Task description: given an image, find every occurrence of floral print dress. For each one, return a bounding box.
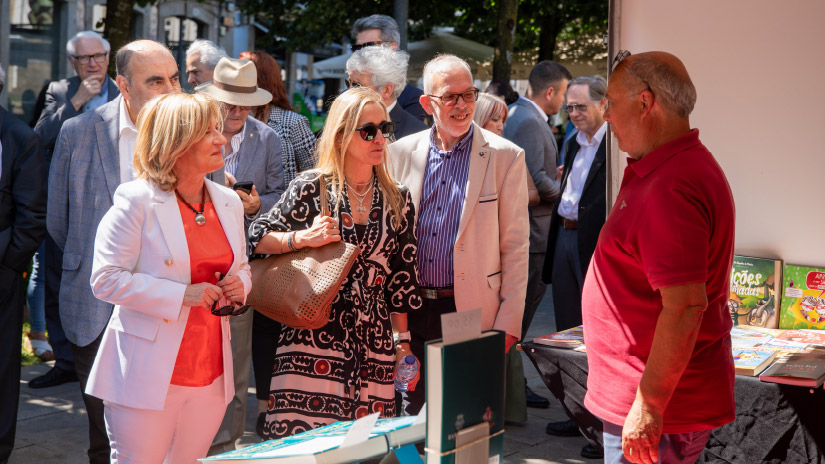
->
[248,172,421,438]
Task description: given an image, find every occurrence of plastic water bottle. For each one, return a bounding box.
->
[394,355,419,392]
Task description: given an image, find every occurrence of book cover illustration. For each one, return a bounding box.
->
[732,348,777,376]
[730,327,775,343]
[774,329,825,345]
[759,352,825,387]
[728,256,782,328]
[779,264,825,329]
[533,325,584,348]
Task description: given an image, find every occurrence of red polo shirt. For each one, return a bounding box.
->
[582,129,736,433]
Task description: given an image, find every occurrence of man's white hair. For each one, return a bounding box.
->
[422,54,472,94]
[346,46,409,101]
[66,31,111,56]
[185,39,228,70]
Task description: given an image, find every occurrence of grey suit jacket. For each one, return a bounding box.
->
[389,102,428,141]
[503,97,560,253]
[48,96,224,346]
[34,76,120,153]
[232,117,285,230]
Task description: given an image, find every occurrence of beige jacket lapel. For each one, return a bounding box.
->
[405,134,430,208]
[455,124,492,241]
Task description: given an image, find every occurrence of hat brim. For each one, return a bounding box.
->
[197,83,273,107]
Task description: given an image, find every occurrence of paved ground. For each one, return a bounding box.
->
[11,287,598,463]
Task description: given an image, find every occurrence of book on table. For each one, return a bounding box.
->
[728,255,783,328]
[426,330,505,464]
[199,416,424,463]
[778,264,825,330]
[732,348,777,376]
[532,325,584,349]
[759,352,825,387]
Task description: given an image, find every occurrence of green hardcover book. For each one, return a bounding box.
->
[425,330,504,464]
[728,255,782,328]
[779,264,825,330]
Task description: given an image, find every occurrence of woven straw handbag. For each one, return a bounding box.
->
[246,176,360,329]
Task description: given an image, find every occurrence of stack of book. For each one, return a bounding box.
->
[759,352,825,387]
[532,325,584,350]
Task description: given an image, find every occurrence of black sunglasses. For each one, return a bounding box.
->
[211,300,250,317]
[350,41,390,52]
[354,121,394,141]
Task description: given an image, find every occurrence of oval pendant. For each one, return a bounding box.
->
[194,213,207,226]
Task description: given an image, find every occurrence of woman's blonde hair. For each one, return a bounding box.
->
[314,87,403,228]
[474,93,508,129]
[133,92,223,191]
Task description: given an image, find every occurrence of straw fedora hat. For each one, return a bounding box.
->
[197,57,272,107]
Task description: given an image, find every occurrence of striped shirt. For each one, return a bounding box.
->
[222,123,248,176]
[417,125,474,287]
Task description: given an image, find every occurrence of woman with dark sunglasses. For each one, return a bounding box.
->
[85,93,251,462]
[248,87,422,438]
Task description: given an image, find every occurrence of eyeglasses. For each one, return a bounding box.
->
[350,41,391,52]
[354,121,394,141]
[346,79,364,88]
[224,103,252,112]
[563,103,590,114]
[610,49,653,94]
[211,300,251,317]
[71,53,107,65]
[426,88,479,107]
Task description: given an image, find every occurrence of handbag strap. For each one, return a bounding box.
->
[319,174,330,217]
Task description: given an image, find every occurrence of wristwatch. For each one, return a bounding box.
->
[393,331,411,345]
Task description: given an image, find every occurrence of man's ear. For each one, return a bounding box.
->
[115,75,130,100]
[419,94,435,115]
[639,90,655,117]
[544,86,556,102]
[382,83,394,103]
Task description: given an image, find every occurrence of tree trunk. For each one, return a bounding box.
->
[492,0,518,82]
[538,14,562,61]
[103,0,135,76]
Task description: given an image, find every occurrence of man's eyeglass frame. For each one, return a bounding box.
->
[426,88,479,107]
[350,41,392,52]
[71,53,108,65]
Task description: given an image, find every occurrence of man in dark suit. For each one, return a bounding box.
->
[346,46,427,140]
[351,14,428,122]
[29,30,120,391]
[502,60,570,420]
[542,75,607,459]
[197,57,284,455]
[0,64,48,463]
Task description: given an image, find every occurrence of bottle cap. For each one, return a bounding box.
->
[404,355,415,364]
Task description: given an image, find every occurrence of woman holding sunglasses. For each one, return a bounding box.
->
[86,92,251,462]
[249,87,421,438]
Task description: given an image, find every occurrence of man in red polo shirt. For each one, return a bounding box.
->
[582,51,736,464]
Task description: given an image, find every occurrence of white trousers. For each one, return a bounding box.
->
[104,375,226,464]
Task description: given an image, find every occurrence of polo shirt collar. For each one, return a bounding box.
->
[628,129,701,178]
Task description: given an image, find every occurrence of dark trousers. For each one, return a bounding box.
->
[0,267,25,463]
[551,227,585,332]
[251,310,282,401]
[71,334,110,464]
[402,296,457,416]
[44,234,74,372]
[522,252,548,340]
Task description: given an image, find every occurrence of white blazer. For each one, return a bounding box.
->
[86,178,252,411]
[389,123,530,339]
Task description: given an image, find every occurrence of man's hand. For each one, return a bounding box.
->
[70,75,105,111]
[556,165,564,182]
[622,396,663,464]
[225,171,237,188]
[504,334,518,355]
[236,185,261,216]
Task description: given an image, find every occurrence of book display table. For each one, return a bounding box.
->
[523,341,825,463]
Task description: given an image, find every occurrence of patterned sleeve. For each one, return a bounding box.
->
[289,113,317,174]
[385,188,422,314]
[247,173,321,257]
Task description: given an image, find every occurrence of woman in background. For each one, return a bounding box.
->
[249,87,421,438]
[87,92,251,462]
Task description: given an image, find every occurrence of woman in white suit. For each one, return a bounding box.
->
[87,92,251,463]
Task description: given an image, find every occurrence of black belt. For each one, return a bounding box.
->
[420,286,455,299]
[561,218,578,230]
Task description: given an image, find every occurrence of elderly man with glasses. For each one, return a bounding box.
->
[351,14,427,122]
[197,56,284,455]
[389,54,529,416]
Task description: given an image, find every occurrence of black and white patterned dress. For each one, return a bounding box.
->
[248,172,422,438]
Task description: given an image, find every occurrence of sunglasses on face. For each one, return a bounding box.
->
[350,41,390,52]
[426,88,479,107]
[563,103,590,113]
[346,79,365,89]
[354,121,394,141]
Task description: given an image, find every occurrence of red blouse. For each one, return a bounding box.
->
[170,200,233,387]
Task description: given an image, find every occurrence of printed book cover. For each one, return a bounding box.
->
[774,330,825,345]
[730,327,775,343]
[425,331,505,464]
[200,416,424,463]
[732,348,777,376]
[533,325,584,348]
[759,352,825,387]
[728,255,782,328]
[779,264,825,329]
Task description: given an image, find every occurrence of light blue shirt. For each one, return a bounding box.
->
[82,78,109,113]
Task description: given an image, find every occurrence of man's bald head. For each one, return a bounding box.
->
[614,51,696,118]
[116,40,175,83]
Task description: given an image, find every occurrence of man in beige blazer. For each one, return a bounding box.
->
[389,54,529,415]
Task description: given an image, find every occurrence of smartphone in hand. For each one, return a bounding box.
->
[233,181,253,195]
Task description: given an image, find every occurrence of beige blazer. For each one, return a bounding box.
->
[389,123,529,338]
[86,179,251,411]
